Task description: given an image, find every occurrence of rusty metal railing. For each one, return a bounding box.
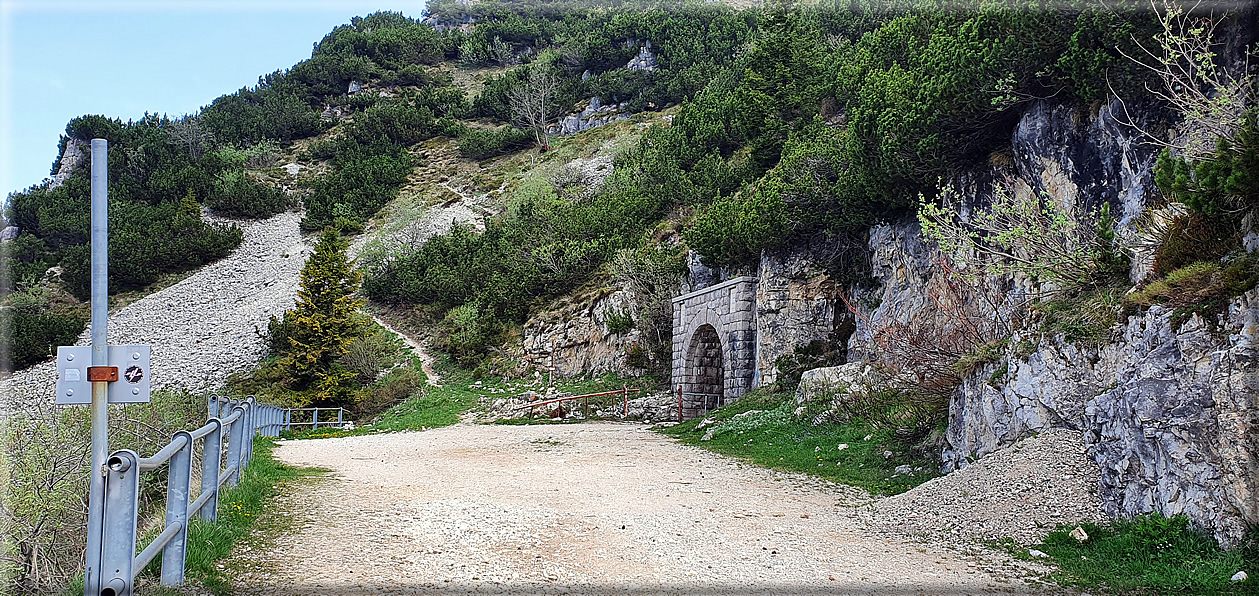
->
[526,385,641,418]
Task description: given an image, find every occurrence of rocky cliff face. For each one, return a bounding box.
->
[518,285,641,378]
[945,294,1259,546]
[849,97,1258,546]
[516,90,1257,548]
[754,251,847,386]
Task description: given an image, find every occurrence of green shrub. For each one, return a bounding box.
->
[0,305,87,372]
[355,366,427,420]
[772,340,844,391]
[206,170,292,218]
[1037,286,1124,345]
[1152,211,1239,276]
[604,309,635,335]
[1155,111,1259,218]
[0,391,206,594]
[1124,256,1259,326]
[436,302,506,365]
[337,331,401,385]
[457,126,533,159]
[302,140,413,231]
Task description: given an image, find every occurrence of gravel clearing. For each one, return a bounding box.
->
[229,423,1061,595]
[860,429,1107,546]
[0,210,309,419]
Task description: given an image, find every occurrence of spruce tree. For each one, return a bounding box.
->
[280,228,365,400]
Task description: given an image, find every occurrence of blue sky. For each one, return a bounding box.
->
[1,0,426,198]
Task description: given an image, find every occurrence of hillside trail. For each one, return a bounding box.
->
[366,312,441,386]
[229,423,1055,595]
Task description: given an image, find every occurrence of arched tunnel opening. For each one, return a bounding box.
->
[683,324,724,419]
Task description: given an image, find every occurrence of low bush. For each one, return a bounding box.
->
[1155,110,1259,218]
[302,141,413,231]
[353,366,427,420]
[0,391,207,594]
[58,193,243,299]
[1152,211,1238,277]
[772,340,844,391]
[337,330,402,385]
[456,126,534,159]
[1124,256,1259,327]
[206,170,292,218]
[603,308,634,335]
[1036,286,1124,345]
[0,284,87,371]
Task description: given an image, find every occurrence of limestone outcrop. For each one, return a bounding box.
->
[944,296,1259,546]
[846,96,1258,546]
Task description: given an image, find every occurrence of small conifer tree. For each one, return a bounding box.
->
[280,228,366,401]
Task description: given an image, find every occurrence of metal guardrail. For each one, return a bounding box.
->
[93,396,288,595]
[209,398,352,435]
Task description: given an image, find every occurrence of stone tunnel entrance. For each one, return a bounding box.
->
[682,324,724,418]
[671,276,758,420]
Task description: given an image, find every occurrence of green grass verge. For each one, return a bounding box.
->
[281,367,660,437]
[139,437,322,595]
[55,438,320,596]
[659,389,939,496]
[1035,514,1258,594]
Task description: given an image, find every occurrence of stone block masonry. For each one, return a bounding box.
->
[671,277,758,419]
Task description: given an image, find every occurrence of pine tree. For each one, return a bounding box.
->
[280,228,366,400]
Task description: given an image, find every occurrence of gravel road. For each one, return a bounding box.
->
[230,423,1057,595]
[0,210,309,419]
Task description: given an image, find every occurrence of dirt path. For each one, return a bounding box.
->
[232,423,1051,595]
[367,312,441,386]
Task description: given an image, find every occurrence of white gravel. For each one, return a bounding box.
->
[228,423,1060,595]
[0,210,310,419]
[860,429,1107,546]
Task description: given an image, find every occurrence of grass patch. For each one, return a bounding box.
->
[659,389,939,495]
[125,437,322,595]
[275,356,661,438]
[1036,514,1258,594]
[1125,256,1259,328]
[1036,285,1124,345]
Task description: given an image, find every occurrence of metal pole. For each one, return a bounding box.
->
[85,138,109,596]
[226,407,245,487]
[200,420,222,522]
[161,432,193,586]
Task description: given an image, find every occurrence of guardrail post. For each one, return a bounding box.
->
[226,406,246,487]
[241,398,255,469]
[99,450,138,596]
[160,432,193,586]
[200,420,222,522]
[337,408,343,427]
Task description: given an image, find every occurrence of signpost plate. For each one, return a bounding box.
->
[56,345,151,404]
